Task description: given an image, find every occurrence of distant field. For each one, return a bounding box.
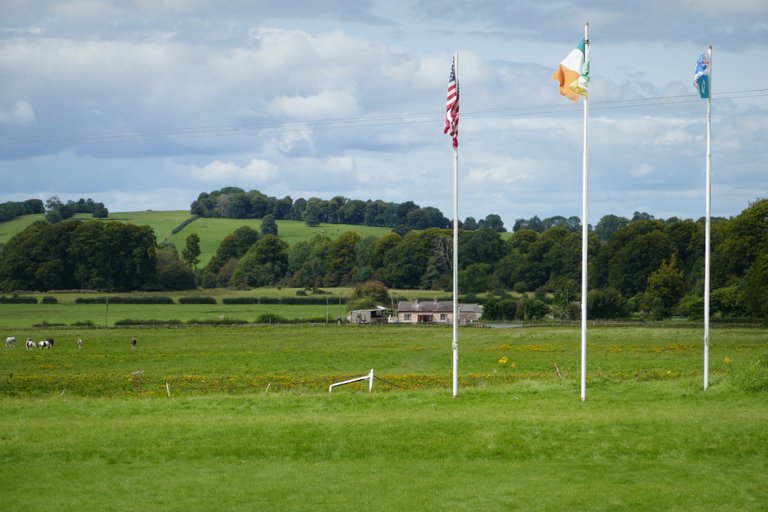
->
[0,288,456,328]
[0,211,395,266]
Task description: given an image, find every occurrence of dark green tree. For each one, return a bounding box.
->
[236,234,289,287]
[182,233,201,268]
[260,214,278,236]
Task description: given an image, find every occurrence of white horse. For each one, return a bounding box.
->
[5,336,15,348]
[37,338,54,349]
[26,338,36,349]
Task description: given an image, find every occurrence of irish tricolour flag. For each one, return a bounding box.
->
[552,38,589,101]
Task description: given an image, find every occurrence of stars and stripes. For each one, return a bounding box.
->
[444,55,459,148]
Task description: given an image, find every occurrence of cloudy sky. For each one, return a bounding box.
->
[1,1,766,228]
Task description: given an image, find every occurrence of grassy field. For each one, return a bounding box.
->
[0,211,395,265]
[0,324,766,510]
[0,288,459,328]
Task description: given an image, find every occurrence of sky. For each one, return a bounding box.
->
[1,1,767,228]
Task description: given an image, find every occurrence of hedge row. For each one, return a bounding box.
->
[113,317,327,326]
[178,296,217,304]
[171,215,199,234]
[222,296,348,305]
[0,296,38,304]
[75,296,174,304]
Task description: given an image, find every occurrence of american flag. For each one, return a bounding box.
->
[444,55,459,148]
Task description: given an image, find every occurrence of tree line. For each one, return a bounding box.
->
[190,187,506,233]
[1,198,766,321]
[0,197,108,224]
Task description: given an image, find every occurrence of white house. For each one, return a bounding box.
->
[396,299,483,325]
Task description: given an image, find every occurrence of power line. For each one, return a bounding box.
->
[2,88,766,151]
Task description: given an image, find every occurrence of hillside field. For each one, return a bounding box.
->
[0,324,766,510]
[0,211,396,265]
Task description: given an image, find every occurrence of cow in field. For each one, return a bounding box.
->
[37,337,54,349]
[5,336,15,348]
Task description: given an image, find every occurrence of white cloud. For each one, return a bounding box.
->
[269,88,360,120]
[0,100,36,123]
[189,159,279,185]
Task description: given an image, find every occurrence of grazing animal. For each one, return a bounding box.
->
[77,338,83,349]
[5,336,15,348]
[26,338,36,349]
[38,338,54,349]
[131,338,137,349]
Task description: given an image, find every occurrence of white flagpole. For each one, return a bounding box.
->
[452,52,460,398]
[580,23,590,402]
[704,45,712,390]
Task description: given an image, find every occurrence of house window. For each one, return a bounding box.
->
[404,313,411,321]
[440,314,447,321]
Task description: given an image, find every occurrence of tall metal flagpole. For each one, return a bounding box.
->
[704,45,712,391]
[452,53,460,398]
[580,23,590,402]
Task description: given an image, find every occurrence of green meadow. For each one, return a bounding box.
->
[0,211,395,265]
[0,324,766,510]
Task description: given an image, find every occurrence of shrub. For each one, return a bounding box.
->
[255,313,288,324]
[75,296,174,304]
[0,295,37,304]
[41,296,59,304]
[222,297,260,304]
[114,318,182,326]
[734,354,768,392]
[178,296,217,304]
[187,318,247,325]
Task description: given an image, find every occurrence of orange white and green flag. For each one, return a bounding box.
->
[552,38,589,101]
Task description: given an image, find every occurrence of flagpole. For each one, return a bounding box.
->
[452,52,460,398]
[580,22,590,402]
[704,45,712,390]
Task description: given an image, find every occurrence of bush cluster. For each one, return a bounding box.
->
[221,296,347,305]
[178,296,217,304]
[0,295,38,304]
[75,296,174,304]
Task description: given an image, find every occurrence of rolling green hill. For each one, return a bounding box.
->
[0,210,395,267]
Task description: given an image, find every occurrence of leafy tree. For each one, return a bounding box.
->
[587,288,627,319]
[711,284,747,318]
[459,263,493,293]
[260,214,278,236]
[642,254,685,317]
[478,213,506,232]
[347,280,390,310]
[326,231,361,286]
[552,277,579,320]
[744,253,768,319]
[595,214,629,241]
[235,234,289,287]
[182,233,201,268]
[156,245,196,290]
[303,201,321,227]
[460,228,507,269]
[599,221,672,295]
[205,226,259,274]
[463,216,478,230]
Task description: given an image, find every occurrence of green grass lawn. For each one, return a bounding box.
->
[0,325,766,510]
[0,382,766,510]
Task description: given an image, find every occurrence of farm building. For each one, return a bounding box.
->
[348,306,390,324]
[396,299,483,325]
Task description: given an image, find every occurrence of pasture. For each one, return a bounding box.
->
[0,324,766,510]
[0,210,396,265]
